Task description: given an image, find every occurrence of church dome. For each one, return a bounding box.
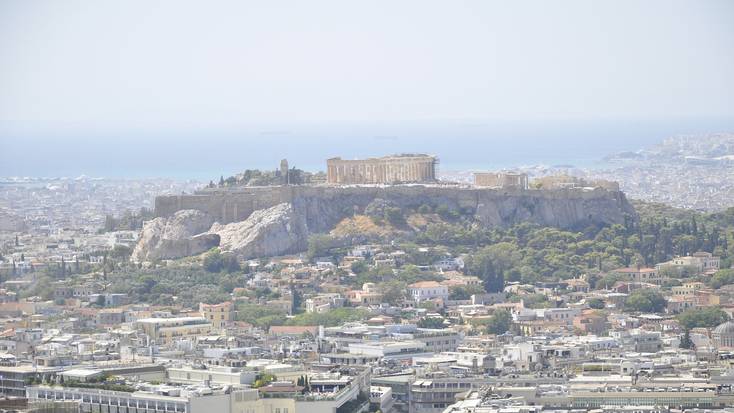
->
[714,321,734,335]
[713,321,734,349]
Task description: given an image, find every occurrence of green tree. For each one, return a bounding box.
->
[625,289,667,313]
[417,317,445,329]
[709,269,734,289]
[677,307,730,329]
[448,284,485,300]
[384,207,406,226]
[377,280,406,305]
[203,249,224,272]
[95,295,106,307]
[253,373,276,388]
[307,234,334,260]
[680,329,695,349]
[350,260,368,274]
[467,243,520,293]
[236,303,288,328]
[285,307,369,327]
[587,298,605,309]
[486,309,512,335]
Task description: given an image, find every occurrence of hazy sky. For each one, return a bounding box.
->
[1,1,733,178]
[1,0,733,127]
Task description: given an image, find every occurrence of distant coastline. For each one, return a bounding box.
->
[1,117,733,180]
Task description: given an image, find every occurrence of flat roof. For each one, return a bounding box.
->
[61,368,103,377]
[136,317,208,324]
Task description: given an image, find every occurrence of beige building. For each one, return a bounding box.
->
[326,154,436,185]
[346,283,383,306]
[658,251,721,275]
[474,172,528,190]
[671,281,705,297]
[200,301,235,329]
[611,267,664,285]
[135,317,213,344]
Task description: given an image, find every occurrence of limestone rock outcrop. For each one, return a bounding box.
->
[156,185,637,233]
[131,209,218,262]
[142,185,637,261]
[209,203,307,260]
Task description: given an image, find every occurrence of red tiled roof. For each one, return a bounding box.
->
[409,281,442,288]
[612,267,656,273]
[268,325,318,336]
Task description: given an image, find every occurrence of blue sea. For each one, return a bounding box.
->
[1,117,733,180]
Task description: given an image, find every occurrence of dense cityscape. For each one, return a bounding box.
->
[3,1,734,412]
[1,144,734,413]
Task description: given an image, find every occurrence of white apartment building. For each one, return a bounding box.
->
[408,281,449,302]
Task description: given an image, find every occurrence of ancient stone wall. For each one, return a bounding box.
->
[474,172,529,190]
[155,187,293,223]
[533,175,620,191]
[155,185,636,231]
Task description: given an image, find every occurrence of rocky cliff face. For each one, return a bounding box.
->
[138,186,637,262]
[131,209,219,262]
[209,203,307,260]
[132,203,308,262]
[291,186,636,233]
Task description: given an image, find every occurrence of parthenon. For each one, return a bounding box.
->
[327,154,437,185]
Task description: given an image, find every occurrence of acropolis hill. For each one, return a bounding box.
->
[135,155,636,261]
[154,184,635,232]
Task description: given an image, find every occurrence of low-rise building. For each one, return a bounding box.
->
[305,293,345,313]
[200,302,235,329]
[408,281,449,303]
[134,317,212,345]
[611,267,664,285]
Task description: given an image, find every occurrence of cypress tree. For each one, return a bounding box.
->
[680,329,694,349]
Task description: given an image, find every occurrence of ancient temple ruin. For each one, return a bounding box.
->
[326,154,437,185]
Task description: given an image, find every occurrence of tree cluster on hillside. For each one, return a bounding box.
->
[102,208,154,232]
[709,269,734,289]
[210,168,325,188]
[677,307,730,329]
[429,203,734,289]
[106,265,244,308]
[202,249,241,273]
[624,289,667,313]
[61,200,734,318]
[486,309,513,335]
